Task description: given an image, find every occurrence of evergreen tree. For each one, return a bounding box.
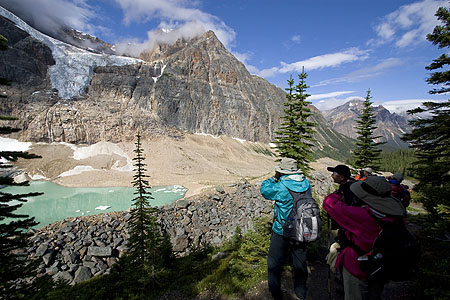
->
[0,34,43,298]
[127,133,171,289]
[274,68,316,175]
[425,6,450,95]
[351,89,385,172]
[0,35,10,87]
[402,5,450,217]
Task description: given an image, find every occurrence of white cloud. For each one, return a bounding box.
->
[291,35,301,43]
[314,58,403,87]
[258,67,280,78]
[309,91,355,101]
[245,64,260,75]
[0,0,95,35]
[378,98,448,114]
[279,48,369,73]
[250,48,369,78]
[113,0,236,55]
[371,0,448,47]
[231,51,252,65]
[0,0,236,57]
[115,20,217,56]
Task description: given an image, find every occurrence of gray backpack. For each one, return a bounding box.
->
[282,187,322,243]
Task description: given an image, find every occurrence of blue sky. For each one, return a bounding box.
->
[1,0,448,113]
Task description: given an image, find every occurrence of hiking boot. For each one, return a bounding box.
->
[282,289,305,300]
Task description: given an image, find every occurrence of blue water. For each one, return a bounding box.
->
[1,181,186,228]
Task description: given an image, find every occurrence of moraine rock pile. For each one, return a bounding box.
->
[25,174,333,285]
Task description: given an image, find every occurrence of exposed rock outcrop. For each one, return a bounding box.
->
[0,7,355,161]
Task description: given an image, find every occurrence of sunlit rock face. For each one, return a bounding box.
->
[322,99,411,148]
[0,6,354,159]
[0,6,284,144]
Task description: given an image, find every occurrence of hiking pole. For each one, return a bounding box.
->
[327,214,332,300]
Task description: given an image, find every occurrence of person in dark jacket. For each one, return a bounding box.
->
[261,157,311,300]
[388,173,411,208]
[326,164,357,296]
[323,176,405,300]
[327,164,356,206]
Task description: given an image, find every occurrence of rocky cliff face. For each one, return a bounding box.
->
[85,30,285,143]
[0,6,354,159]
[322,99,411,148]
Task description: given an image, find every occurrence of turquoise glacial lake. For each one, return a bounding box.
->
[1,181,186,229]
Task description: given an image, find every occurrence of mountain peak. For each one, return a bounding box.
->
[346,98,363,105]
[323,100,411,148]
[139,30,225,62]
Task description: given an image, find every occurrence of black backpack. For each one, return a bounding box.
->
[281,187,322,243]
[357,215,421,281]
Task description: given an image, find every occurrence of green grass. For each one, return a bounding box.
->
[407,214,450,300]
[196,218,272,298]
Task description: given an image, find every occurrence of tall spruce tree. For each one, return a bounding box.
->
[401,5,450,216]
[0,34,42,298]
[127,134,170,289]
[0,35,10,90]
[351,89,385,172]
[274,68,316,174]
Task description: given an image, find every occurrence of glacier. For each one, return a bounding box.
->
[0,6,142,100]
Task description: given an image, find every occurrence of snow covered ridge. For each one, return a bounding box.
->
[0,6,142,100]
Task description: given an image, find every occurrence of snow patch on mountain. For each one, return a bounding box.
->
[59,166,96,177]
[152,64,167,83]
[0,6,142,100]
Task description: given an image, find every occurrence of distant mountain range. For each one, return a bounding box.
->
[322,99,411,148]
[0,5,398,162]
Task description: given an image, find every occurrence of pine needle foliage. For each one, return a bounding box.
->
[127,133,171,291]
[426,6,450,94]
[351,89,385,171]
[378,149,417,177]
[402,101,450,187]
[0,33,42,297]
[0,34,7,51]
[0,116,20,135]
[0,191,40,296]
[0,35,10,87]
[274,69,316,175]
[402,5,450,220]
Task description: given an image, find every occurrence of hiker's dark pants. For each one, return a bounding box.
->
[267,232,307,300]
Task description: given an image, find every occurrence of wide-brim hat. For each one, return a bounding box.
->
[350,175,405,216]
[275,157,302,174]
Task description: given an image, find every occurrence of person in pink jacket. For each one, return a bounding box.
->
[323,175,405,300]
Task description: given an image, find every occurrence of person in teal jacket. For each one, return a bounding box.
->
[260,157,311,300]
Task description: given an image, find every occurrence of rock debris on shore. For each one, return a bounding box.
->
[24,173,333,285]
